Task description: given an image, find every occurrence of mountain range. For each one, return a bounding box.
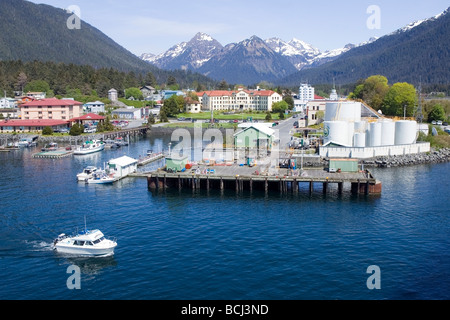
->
[141,7,449,86]
[140,32,375,84]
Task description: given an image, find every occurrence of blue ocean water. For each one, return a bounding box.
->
[0,136,448,300]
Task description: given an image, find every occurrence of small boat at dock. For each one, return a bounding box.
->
[85,170,118,184]
[76,166,99,181]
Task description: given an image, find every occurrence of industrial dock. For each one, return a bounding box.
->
[137,161,381,196]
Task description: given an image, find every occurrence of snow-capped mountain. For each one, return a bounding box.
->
[392,8,448,34]
[197,35,298,84]
[265,37,320,70]
[141,32,223,70]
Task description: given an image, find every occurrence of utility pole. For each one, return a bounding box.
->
[416,79,424,124]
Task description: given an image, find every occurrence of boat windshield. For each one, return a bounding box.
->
[93,236,105,244]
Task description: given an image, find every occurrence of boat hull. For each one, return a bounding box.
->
[54,244,116,256]
[73,145,105,155]
[86,177,117,184]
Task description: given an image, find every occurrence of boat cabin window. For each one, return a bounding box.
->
[93,237,105,244]
[74,240,85,246]
[86,241,93,246]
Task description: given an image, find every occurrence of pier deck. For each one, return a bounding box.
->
[134,163,381,195]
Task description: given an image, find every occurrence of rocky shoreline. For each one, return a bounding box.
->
[361,148,450,168]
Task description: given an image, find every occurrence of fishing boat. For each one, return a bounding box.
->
[76,166,99,181]
[73,140,105,155]
[53,222,117,256]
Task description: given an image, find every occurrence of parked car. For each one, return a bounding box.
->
[443,122,448,126]
[436,120,443,125]
[431,120,437,125]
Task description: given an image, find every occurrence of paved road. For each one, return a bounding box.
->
[274,116,297,150]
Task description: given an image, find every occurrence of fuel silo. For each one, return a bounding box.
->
[325,101,362,122]
[395,120,417,145]
[381,120,396,146]
[323,121,350,147]
[369,122,382,147]
[354,133,366,148]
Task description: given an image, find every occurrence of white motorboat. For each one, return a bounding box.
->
[85,170,118,184]
[53,228,117,256]
[76,166,99,181]
[18,138,31,147]
[74,140,105,155]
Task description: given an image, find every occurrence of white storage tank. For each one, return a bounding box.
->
[324,121,350,146]
[369,122,382,147]
[354,121,367,133]
[381,120,396,146]
[354,133,366,148]
[325,101,362,123]
[395,120,417,145]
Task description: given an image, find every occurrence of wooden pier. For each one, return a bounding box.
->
[140,165,381,196]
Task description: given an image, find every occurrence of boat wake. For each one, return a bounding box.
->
[24,240,54,252]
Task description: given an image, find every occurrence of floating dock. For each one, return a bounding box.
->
[32,149,74,159]
[139,164,381,196]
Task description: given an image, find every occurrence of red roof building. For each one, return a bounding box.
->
[69,113,105,122]
[0,119,69,133]
[19,98,83,121]
[199,88,282,112]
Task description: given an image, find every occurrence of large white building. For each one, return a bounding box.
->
[200,87,282,112]
[298,83,315,103]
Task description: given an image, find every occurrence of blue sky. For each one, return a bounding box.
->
[29,0,449,55]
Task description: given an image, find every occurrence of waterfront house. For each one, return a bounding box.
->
[19,98,83,121]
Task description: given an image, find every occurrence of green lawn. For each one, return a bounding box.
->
[162,122,238,129]
[176,112,287,121]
